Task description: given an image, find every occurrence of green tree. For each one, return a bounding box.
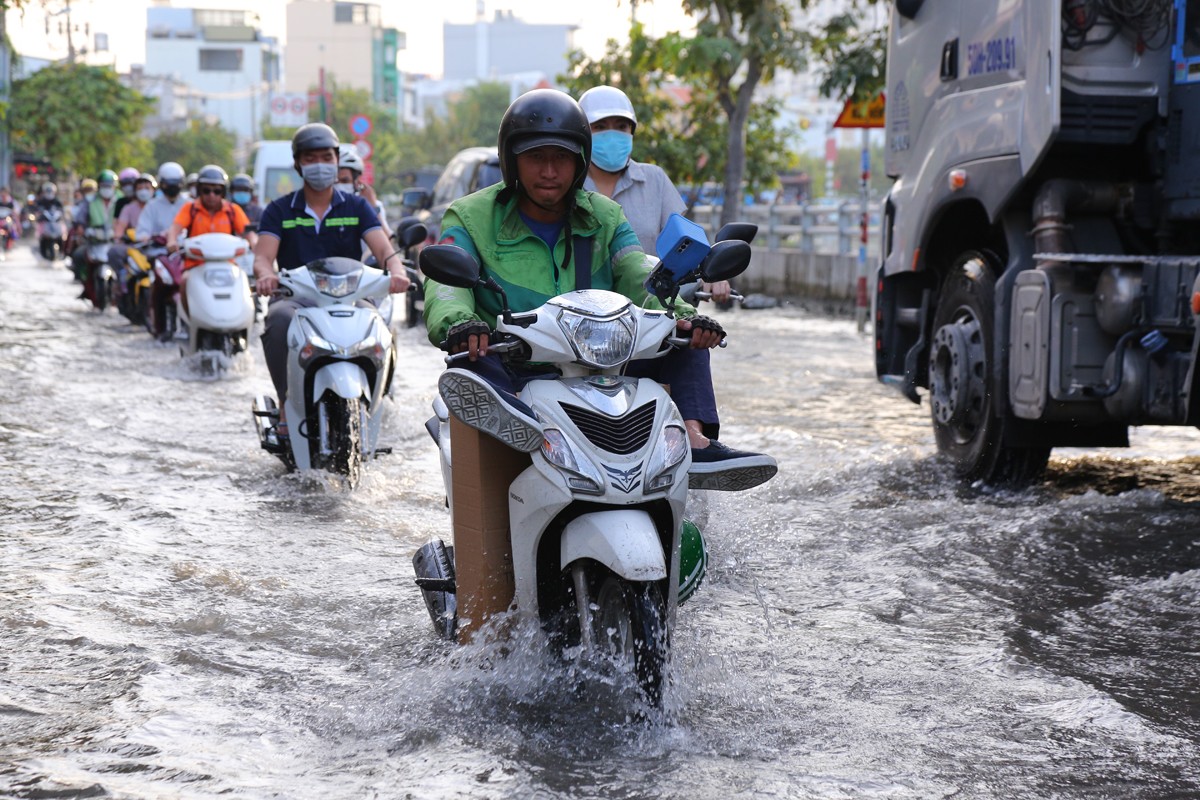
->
[9,62,152,177]
[562,22,797,212]
[151,119,237,173]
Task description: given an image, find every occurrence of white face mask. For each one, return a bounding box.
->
[98,186,115,200]
[335,182,356,194]
[135,188,153,203]
[84,193,96,203]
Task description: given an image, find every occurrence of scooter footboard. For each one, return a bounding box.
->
[560,509,667,582]
[313,360,370,402]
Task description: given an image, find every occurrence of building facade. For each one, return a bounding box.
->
[284,0,403,108]
[442,11,575,82]
[144,6,281,145]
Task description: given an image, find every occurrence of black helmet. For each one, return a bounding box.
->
[497,89,591,193]
[196,164,228,188]
[231,173,255,193]
[292,122,340,160]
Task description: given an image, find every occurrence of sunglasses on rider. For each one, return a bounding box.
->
[198,186,225,196]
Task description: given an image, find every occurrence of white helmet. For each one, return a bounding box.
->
[338,144,364,176]
[157,161,186,184]
[578,85,637,132]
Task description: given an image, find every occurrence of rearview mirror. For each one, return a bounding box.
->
[714,222,758,245]
[419,244,480,288]
[394,216,428,250]
[698,240,751,284]
[401,187,432,211]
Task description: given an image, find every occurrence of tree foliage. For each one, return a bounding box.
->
[562,0,887,220]
[10,62,152,177]
[152,119,237,174]
[561,22,797,213]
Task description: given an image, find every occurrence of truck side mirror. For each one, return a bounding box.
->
[896,0,923,20]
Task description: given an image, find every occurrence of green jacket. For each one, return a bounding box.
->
[87,197,116,230]
[423,182,695,347]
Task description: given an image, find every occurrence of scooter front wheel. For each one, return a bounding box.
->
[584,568,668,707]
[319,395,364,485]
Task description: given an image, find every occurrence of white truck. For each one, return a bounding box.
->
[875,0,1200,483]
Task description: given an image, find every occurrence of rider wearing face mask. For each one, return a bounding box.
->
[135,162,191,338]
[107,172,158,285]
[252,123,411,433]
[113,166,141,219]
[337,144,392,240]
[70,170,120,284]
[229,173,263,231]
[578,85,731,304]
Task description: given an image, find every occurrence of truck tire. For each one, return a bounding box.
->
[929,251,1049,485]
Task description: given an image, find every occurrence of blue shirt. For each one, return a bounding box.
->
[258,189,381,270]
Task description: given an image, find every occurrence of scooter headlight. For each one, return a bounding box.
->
[202,266,236,287]
[645,422,688,492]
[297,318,336,366]
[351,335,387,365]
[541,427,604,495]
[313,270,361,298]
[558,308,635,369]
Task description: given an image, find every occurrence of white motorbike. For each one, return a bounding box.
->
[411,229,755,708]
[252,257,395,483]
[168,233,257,374]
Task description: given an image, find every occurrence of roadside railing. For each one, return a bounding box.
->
[689,201,882,257]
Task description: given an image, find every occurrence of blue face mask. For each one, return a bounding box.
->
[232,191,251,205]
[591,130,633,173]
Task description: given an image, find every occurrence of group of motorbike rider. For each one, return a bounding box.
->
[47,87,773,482]
[48,161,266,338]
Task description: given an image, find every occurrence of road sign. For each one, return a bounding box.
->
[834,94,886,129]
[353,139,373,160]
[269,93,309,127]
[349,114,373,138]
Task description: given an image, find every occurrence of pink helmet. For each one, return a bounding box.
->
[118,167,140,184]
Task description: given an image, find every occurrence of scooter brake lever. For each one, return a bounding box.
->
[666,334,727,349]
[694,290,744,303]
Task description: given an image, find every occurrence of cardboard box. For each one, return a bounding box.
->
[449,416,531,643]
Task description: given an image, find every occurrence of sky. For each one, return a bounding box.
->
[7,0,697,77]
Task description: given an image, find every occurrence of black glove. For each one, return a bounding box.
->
[445,319,491,353]
[689,314,725,340]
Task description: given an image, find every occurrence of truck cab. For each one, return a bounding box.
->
[875,0,1200,484]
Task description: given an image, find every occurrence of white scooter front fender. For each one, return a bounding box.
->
[560,509,667,582]
[313,360,371,402]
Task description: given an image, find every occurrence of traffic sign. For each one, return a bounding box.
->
[349,114,373,137]
[269,92,309,127]
[353,139,373,160]
[834,94,886,129]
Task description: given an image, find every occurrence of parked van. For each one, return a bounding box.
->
[250,141,300,203]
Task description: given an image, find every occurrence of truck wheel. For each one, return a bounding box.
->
[929,251,1049,485]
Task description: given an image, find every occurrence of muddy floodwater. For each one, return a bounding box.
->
[2,247,1199,799]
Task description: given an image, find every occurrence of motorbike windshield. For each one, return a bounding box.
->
[307,257,364,298]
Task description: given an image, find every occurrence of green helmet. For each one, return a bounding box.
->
[97,169,118,187]
[678,519,708,604]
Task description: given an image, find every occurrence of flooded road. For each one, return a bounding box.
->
[2,246,1199,798]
